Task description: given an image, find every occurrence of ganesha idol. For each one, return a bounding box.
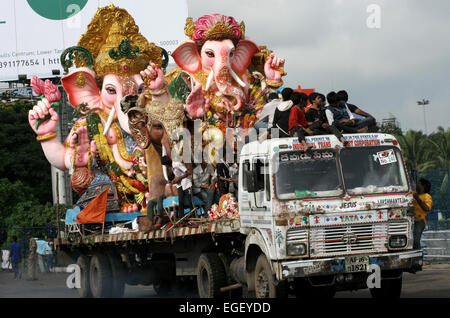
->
[28,5,287,217]
[146,13,287,139]
[28,5,169,214]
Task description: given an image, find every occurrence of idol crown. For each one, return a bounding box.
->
[185,13,245,42]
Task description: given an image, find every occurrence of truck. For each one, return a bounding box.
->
[55,132,423,298]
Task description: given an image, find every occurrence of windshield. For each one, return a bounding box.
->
[275,150,343,200]
[340,146,409,195]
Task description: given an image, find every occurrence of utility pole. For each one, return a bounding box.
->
[417,99,430,135]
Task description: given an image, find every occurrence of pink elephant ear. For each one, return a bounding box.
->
[61,68,101,111]
[231,39,259,74]
[172,40,202,74]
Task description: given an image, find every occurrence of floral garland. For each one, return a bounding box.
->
[85,112,147,198]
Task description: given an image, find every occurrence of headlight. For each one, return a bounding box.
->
[287,243,307,256]
[389,235,407,248]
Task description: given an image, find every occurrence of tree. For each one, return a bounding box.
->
[397,130,428,173]
[380,123,403,137]
[0,101,53,203]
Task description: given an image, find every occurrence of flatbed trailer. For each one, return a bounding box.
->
[57,219,241,245]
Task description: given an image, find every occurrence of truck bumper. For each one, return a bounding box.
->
[278,250,423,280]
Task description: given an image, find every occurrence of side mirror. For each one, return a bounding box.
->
[245,170,258,193]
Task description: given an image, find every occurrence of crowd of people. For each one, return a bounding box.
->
[6,235,54,281]
[146,156,239,228]
[254,88,378,150]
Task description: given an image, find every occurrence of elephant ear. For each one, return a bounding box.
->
[61,67,101,111]
[231,39,259,74]
[172,40,202,74]
[127,107,150,149]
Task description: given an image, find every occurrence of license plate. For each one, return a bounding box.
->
[345,256,370,273]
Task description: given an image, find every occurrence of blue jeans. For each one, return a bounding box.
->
[413,220,426,250]
[11,261,19,278]
[245,121,268,143]
[354,117,375,129]
[46,254,53,272]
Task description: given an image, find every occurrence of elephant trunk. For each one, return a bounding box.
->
[214,66,245,112]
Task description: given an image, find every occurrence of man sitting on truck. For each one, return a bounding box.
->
[288,92,312,152]
[171,159,194,221]
[193,162,217,216]
[305,92,348,146]
[336,90,378,132]
[325,91,369,134]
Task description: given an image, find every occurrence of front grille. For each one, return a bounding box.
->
[388,221,410,235]
[310,223,388,257]
[286,227,308,243]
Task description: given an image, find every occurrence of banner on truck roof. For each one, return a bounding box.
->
[0,0,188,81]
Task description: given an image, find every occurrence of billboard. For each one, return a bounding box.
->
[0,0,188,81]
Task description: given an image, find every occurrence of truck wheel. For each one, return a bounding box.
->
[89,253,113,298]
[76,254,92,298]
[107,252,125,298]
[370,277,402,299]
[254,254,287,298]
[197,253,227,298]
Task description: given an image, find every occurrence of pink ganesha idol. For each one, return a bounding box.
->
[147,13,287,132]
[27,5,168,214]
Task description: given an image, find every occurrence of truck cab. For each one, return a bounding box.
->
[239,133,423,298]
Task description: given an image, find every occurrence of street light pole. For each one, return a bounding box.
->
[417,99,430,135]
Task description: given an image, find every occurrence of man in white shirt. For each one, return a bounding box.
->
[171,160,194,219]
[247,93,280,143]
[193,162,217,214]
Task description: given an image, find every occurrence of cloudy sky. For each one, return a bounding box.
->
[187,0,450,133]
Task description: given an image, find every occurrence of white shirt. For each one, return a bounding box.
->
[193,164,216,194]
[325,103,354,125]
[258,99,281,127]
[172,161,192,190]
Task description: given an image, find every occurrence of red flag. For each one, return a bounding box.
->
[75,187,109,224]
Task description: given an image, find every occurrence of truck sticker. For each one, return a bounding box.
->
[376,149,397,165]
[303,263,324,275]
[309,211,388,227]
[340,202,357,209]
[266,229,273,246]
[388,210,407,219]
[376,198,409,205]
[295,190,317,198]
[275,229,284,248]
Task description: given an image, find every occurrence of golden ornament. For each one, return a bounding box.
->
[75,4,162,77]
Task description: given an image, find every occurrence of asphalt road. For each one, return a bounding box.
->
[0,263,449,298]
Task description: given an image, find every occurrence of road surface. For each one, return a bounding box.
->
[1,263,449,298]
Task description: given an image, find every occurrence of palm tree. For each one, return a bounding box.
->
[397,130,428,174]
[420,127,450,193]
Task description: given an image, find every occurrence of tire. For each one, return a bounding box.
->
[107,252,125,298]
[89,253,113,298]
[76,254,92,298]
[370,276,402,299]
[254,254,287,298]
[197,253,227,298]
